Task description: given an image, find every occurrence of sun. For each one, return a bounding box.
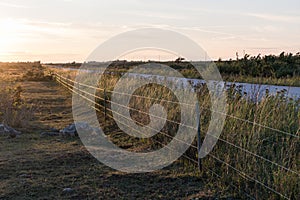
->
[0,19,20,55]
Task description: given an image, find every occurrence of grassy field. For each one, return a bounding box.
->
[0,62,299,199]
[95,71,300,200]
[220,74,300,87]
[45,57,300,87]
[0,63,237,199]
[52,64,299,199]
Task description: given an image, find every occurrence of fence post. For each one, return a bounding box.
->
[49,71,53,80]
[196,103,202,171]
[77,80,80,97]
[104,88,107,121]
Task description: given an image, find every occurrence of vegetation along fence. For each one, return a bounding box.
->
[51,71,299,200]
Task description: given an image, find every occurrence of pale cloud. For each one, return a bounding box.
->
[0,1,31,8]
[0,1,299,62]
[0,18,73,42]
[119,10,187,20]
[247,13,300,23]
[252,25,282,33]
[0,18,131,62]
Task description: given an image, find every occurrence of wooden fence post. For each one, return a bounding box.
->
[104,88,107,121]
[196,103,202,171]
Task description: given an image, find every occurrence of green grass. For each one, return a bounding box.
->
[1,64,235,199]
[0,121,230,199]
[2,63,298,199]
[220,74,300,87]
[92,73,299,199]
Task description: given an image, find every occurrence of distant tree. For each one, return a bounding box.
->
[175,57,185,63]
[216,52,300,78]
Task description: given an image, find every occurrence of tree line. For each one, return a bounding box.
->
[216,52,300,78]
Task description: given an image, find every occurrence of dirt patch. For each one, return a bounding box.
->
[20,81,74,129]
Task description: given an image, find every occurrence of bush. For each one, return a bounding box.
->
[0,85,34,128]
[22,64,51,81]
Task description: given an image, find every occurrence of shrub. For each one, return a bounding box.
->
[22,64,51,81]
[0,85,34,128]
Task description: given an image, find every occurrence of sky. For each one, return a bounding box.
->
[0,0,299,62]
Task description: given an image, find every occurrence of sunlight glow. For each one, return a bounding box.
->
[0,1,299,62]
[0,19,21,54]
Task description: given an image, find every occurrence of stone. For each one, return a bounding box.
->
[19,174,32,178]
[59,122,92,137]
[40,127,60,137]
[40,122,99,137]
[40,132,60,137]
[50,127,60,132]
[62,188,74,193]
[60,123,77,137]
[0,124,21,138]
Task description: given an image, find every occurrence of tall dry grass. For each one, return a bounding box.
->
[96,73,299,199]
[52,68,299,199]
[0,85,34,128]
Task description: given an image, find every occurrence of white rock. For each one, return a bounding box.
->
[0,124,21,137]
[62,188,74,193]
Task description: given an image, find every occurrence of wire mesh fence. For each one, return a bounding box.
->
[52,72,299,200]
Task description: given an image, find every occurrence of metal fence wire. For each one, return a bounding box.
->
[53,72,299,200]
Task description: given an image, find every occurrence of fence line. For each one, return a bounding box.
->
[54,72,298,199]
[54,73,300,139]
[56,76,256,199]
[207,153,290,200]
[55,73,299,175]
[56,74,299,175]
